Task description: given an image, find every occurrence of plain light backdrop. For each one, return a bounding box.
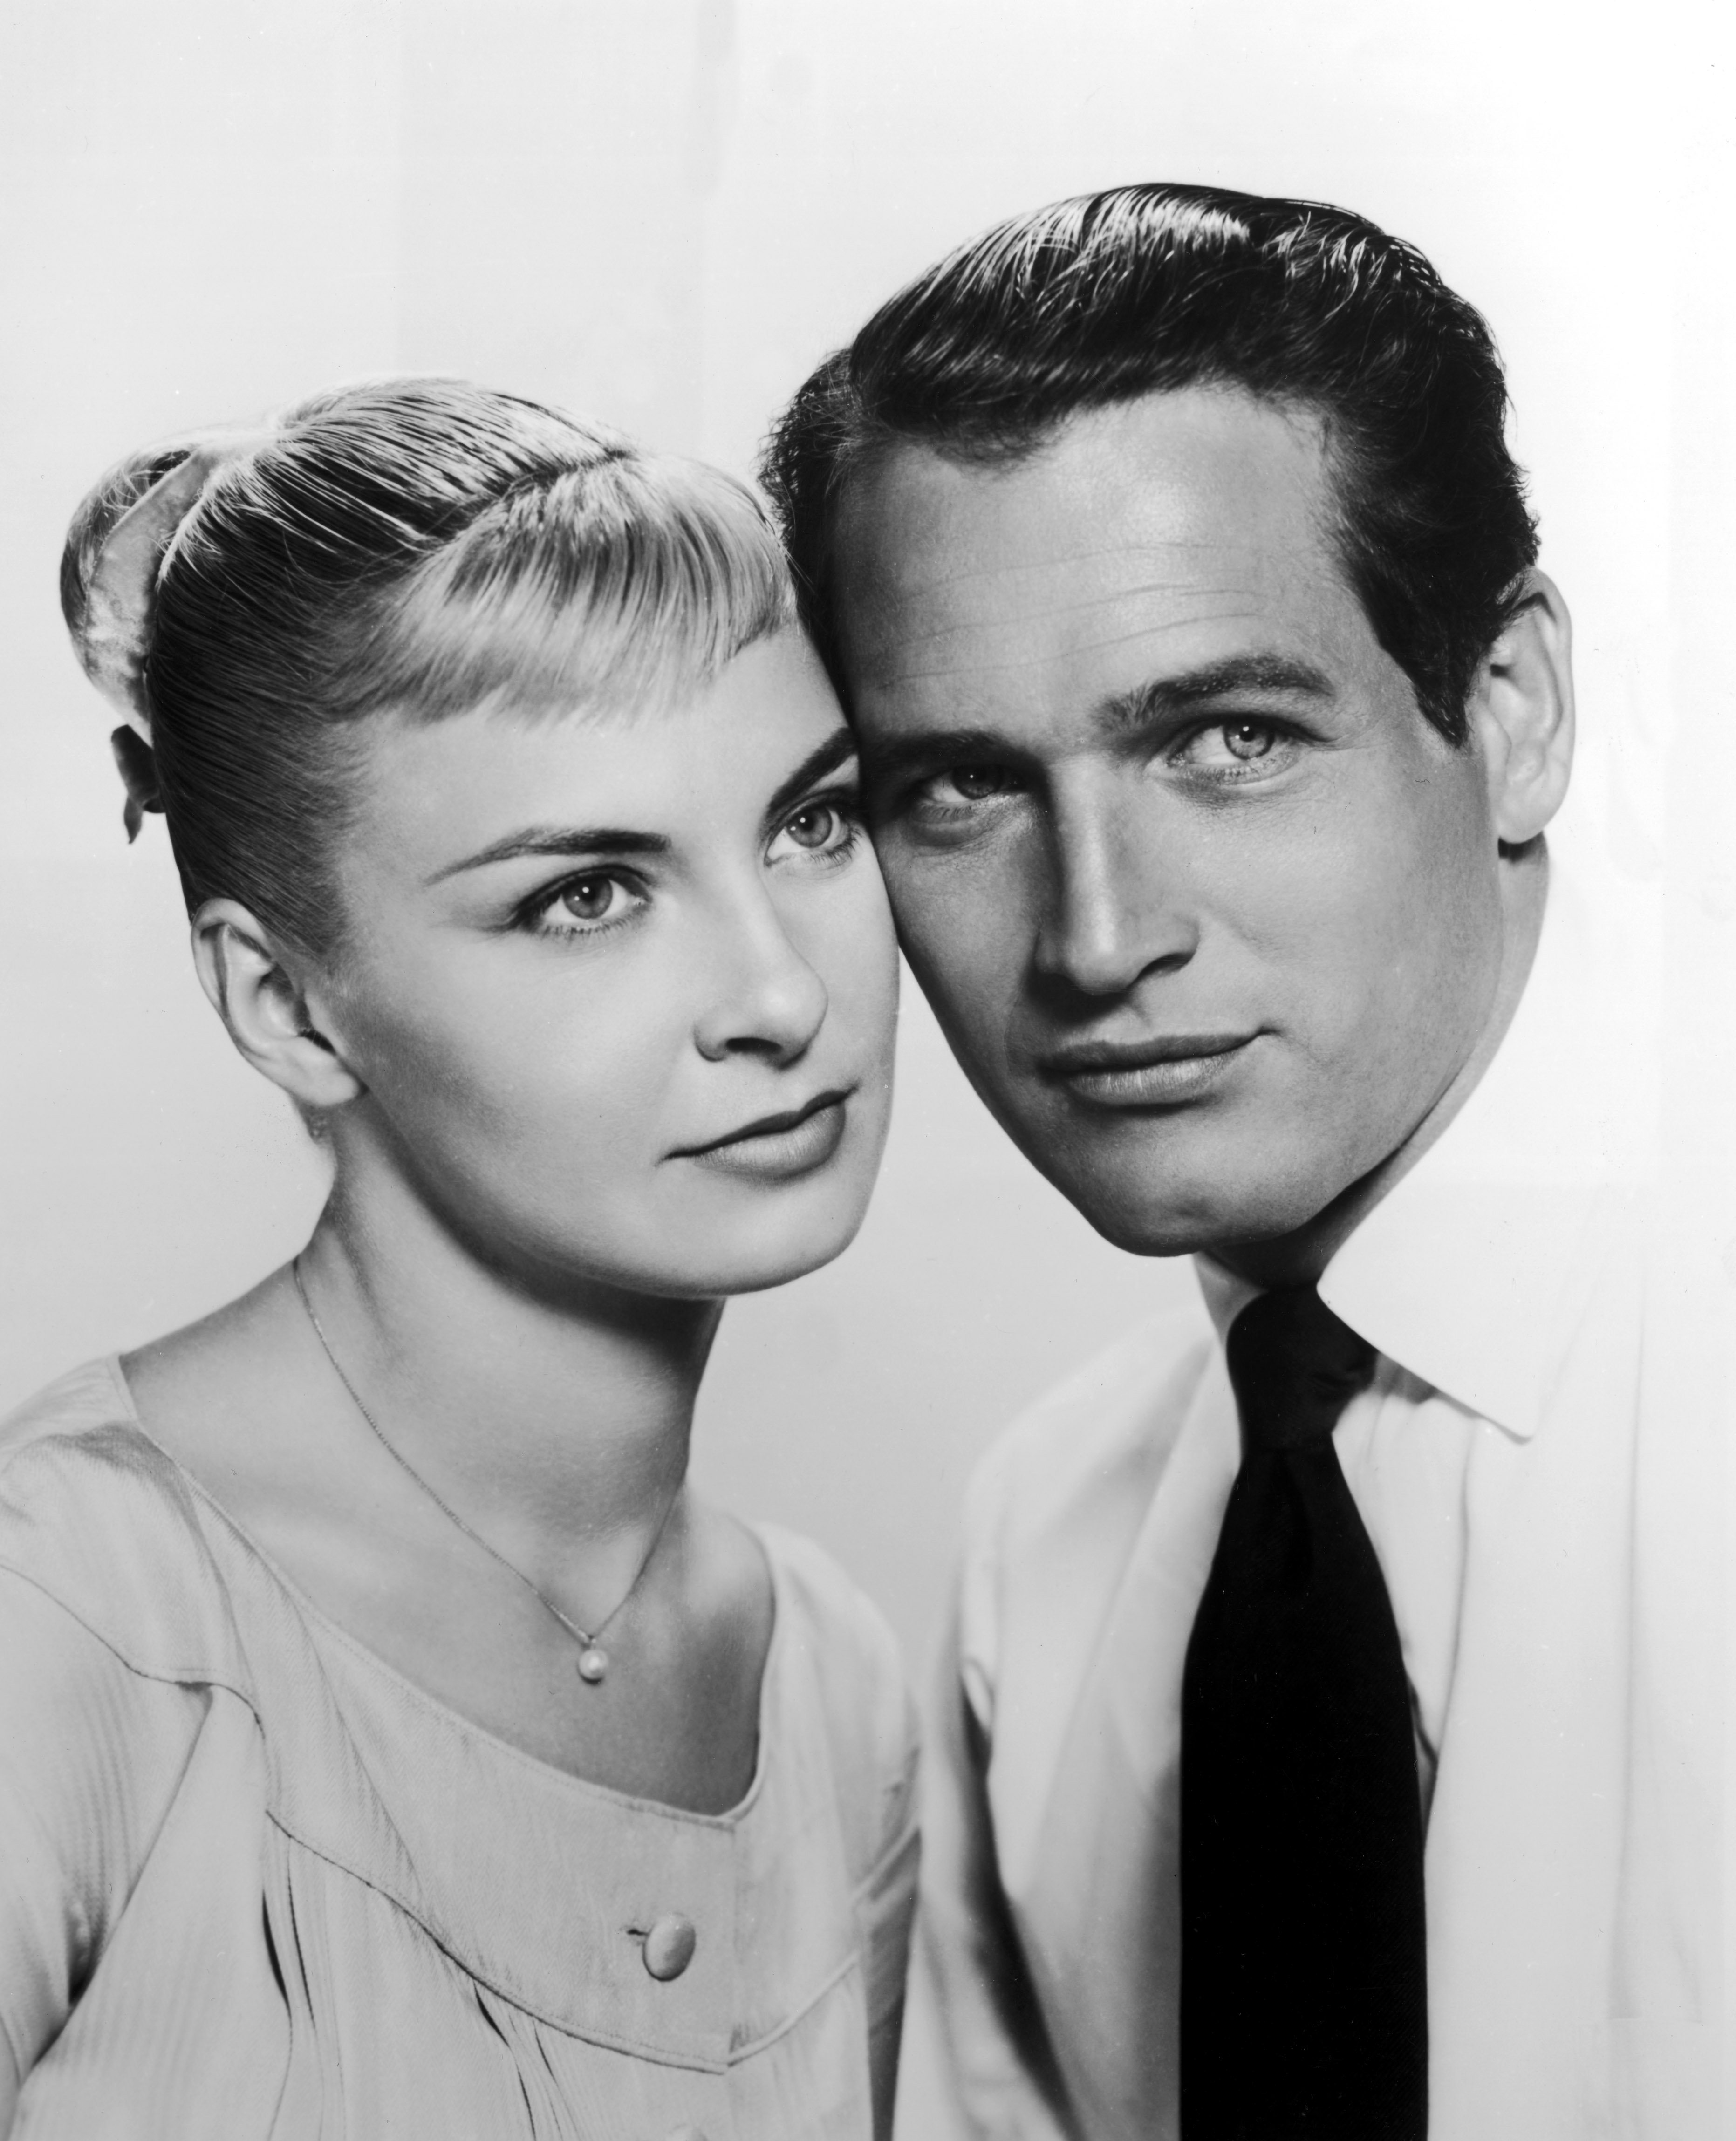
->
[2,5,1729,2132]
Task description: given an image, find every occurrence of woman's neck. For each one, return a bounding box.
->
[296,1161,723,1608]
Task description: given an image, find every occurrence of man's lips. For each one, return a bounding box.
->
[1036,1032,1258,1107]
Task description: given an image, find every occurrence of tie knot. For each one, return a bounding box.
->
[1224,1286,1376,1453]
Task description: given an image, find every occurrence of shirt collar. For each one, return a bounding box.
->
[1193,1254,1260,1346]
[1195,853,1659,1440]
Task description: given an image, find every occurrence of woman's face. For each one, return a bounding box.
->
[315,629,898,1300]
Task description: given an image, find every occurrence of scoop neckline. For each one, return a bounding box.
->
[97,1351,782,1829]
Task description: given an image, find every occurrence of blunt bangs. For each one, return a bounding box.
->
[377,454,795,724]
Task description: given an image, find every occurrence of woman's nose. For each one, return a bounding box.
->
[692,886,831,1065]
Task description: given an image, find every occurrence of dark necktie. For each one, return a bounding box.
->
[1180,1286,1428,2140]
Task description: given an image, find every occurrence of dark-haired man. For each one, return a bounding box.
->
[766,186,1722,2139]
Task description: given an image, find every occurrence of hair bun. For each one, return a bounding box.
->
[61,424,275,740]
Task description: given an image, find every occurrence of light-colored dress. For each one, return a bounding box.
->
[0,1359,919,2141]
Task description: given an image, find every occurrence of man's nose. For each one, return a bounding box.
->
[692,881,830,1066]
[1033,774,1197,998]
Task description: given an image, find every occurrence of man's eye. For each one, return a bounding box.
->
[1173,719,1292,773]
[1222,721,1274,762]
[926,765,1022,805]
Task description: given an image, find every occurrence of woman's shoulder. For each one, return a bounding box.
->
[758,1524,918,1879]
[1,1355,139,1460]
[0,1357,248,1693]
[759,1523,905,1684]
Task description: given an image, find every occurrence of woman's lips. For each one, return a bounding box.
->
[679,1090,852,1180]
[1039,1034,1258,1107]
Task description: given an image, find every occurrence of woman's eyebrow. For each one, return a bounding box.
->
[425,826,673,884]
[428,730,859,883]
[760,727,858,830]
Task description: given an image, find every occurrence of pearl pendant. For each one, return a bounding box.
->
[577,1645,609,1684]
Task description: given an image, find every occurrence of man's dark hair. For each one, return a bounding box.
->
[762,182,1538,746]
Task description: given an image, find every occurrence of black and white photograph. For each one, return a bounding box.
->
[2,4,1731,2136]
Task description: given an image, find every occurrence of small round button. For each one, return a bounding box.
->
[641,1913,697,1981]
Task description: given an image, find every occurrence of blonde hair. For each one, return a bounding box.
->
[62,379,793,954]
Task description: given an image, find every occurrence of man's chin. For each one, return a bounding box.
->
[1038,1151,1341,1263]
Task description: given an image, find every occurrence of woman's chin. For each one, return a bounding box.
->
[625,1178,880,1300]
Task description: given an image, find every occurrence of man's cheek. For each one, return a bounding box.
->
[895,917,1010,1063]
[889,858,991,955]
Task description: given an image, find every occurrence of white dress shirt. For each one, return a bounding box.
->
[923,859,1728,2141]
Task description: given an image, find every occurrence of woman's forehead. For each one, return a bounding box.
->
[344,634,848,887]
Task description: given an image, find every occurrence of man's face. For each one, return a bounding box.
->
[832,388,1509,1257]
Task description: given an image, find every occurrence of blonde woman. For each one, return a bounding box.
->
[0,382,912,2139]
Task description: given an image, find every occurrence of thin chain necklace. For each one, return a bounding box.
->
[291,1258,678,1687]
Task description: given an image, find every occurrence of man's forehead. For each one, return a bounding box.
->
[833,396,1352,701]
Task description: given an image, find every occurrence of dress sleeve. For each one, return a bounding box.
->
[0,1568,205,2091]
[920,1578,1076,2141]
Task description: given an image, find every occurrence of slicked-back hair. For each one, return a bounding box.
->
[63,380,792,956]
[762,183,1538,746]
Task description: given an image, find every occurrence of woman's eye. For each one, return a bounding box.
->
[530,872,644,934]
[768,794,860,863]
[785,803,841,850]
[560,875,620,921]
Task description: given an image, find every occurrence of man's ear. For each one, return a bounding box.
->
[1468,569,1575,848]
[191,900,365,1111]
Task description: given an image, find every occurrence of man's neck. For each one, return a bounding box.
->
[1214,841,1551,1292]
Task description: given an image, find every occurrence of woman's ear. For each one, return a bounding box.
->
[191,900,365,1111]
[1469,569,1575,847]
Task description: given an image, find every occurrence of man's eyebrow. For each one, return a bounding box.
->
[761,726,858,829]
[859,726,1016,788]
[1101,653,1336,728]
[857,655,1336,788]
[426,825,673,884]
